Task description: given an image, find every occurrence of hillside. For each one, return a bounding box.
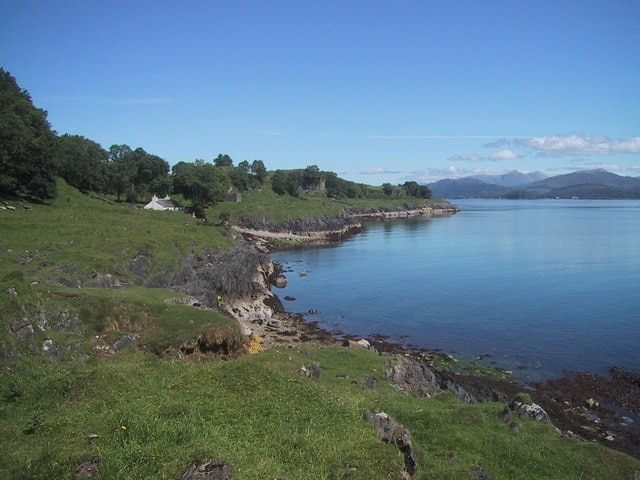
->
[1,181,639,479]
[429,169,640,199]
[470,170,547,187]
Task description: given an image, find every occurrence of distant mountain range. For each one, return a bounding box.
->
[428,169,640,199]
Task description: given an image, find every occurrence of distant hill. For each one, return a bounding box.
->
[523,169,640,198]
[428,178,511,199]
[428,169,640,199]
[470,170,547,187]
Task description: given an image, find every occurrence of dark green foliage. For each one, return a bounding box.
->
[285,170,303,196]
[402,181,432,199]
[106,144,133,201]
[0,68,57,200]
[229,163,251,192]
[214,153,233,167]
[271,170,287,195]
[54,134,108,193]
[272,167,372,199]
[325,171,368,198]
[106,145,170,201]
[250,159,267,186]
[172,160,229,207]
[302,164,322,190]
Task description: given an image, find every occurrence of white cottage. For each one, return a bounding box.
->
[144,195,180,211]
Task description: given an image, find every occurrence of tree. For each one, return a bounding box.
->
[402,181,431,199]
[107,145,134,201]
[229,165,250,192]
[271,170,287,195]
[55,134,108,193]
[105,145,170,202]
[250,160,267,186]
[0,68,57,199]
[302,164,322,190]
[285,170,303,196]
[382,183,394,196]
[130,148,170,199]
[172,160,229,208]
[214,153,233,168]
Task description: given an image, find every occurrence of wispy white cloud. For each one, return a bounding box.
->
[407,166,514,183]
[448,154,482,162]
[448,150,519,162]
[369,135,512,140]
[360,166,402,175]
[516,135,640,156]
[488,149,519,161]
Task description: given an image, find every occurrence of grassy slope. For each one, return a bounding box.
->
[1,182,639,479]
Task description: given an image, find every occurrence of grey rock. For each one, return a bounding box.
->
[266,319,282,329]
[0,344,10,360]
[6,287,17,296]
[364,411,417,477]
[10,316,30,332]
[113,335,138,352]
[472,466,494,480]
[385,355,481,404]
[299,362,321,381]
[16,324,34,343]
[75,456,100,479]
[384,355,441,398]
[510,400,554,425]
[181,461,234,480]
[360,375,378,389]
[36,310,47,331]
[53,309,80,331]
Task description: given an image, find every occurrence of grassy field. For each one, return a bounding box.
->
[1,181,639,479]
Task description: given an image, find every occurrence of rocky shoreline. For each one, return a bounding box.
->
[242,305,640,460]
[231,202,459,245]
[173,203,640,460]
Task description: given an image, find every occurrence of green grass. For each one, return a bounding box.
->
[209,184,442,225]
[1,347,638,479]
[0,180,233,286]
[1,181,639,479]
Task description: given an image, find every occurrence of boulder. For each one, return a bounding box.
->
[299,362,321,381]
[384,355,479,404]
[384,355,441,398]
[508,399,554,425]
[360,375,378,390]
[364,411,417,477]
[75,456,100,479]
[181,461,234,480]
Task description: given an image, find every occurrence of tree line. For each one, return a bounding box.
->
[1,68,430,209]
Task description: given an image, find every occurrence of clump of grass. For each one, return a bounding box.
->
[423,352,513,381]
[513,392,534,406]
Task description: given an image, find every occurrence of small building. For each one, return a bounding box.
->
[227,192,242,203]
[144,195,181,211]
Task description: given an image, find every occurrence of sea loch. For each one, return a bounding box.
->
[271,199,640,381]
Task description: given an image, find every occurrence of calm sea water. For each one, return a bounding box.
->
[271,199,640,381]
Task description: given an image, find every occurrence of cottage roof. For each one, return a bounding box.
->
[157,198,178,208]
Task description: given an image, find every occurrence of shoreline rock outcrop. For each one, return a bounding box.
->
[232,202,459,243]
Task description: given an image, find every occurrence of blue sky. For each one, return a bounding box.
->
[2,0,639,184]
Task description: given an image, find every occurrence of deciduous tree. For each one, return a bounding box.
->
[0,68,57,199]
[55,134,108,193]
